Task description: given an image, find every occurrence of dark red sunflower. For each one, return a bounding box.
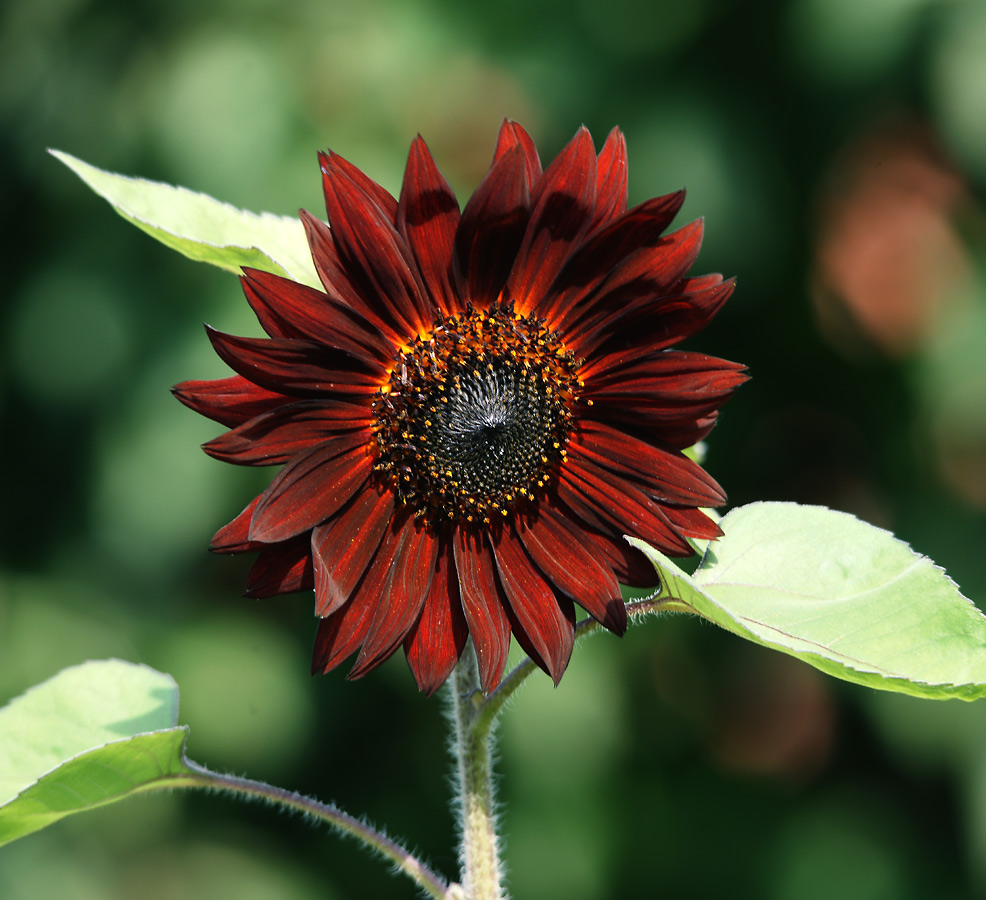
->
[174,121,747,695]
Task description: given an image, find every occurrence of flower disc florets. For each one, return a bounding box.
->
[372,303,581,525]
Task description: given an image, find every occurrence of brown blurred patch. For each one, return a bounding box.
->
[812,122,973,358]
[712,650,836,782]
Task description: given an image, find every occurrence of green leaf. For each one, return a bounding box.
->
[632,501,986,700]
[49,150,320,287]
[0,660,193,846]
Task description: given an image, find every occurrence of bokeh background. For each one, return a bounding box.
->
[3,0,986,897]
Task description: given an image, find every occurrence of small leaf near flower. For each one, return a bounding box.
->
[49,150,319,287]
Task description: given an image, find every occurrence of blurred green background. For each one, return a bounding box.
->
[3,0,986,896]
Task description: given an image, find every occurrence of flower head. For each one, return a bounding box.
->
[174,122,747,694]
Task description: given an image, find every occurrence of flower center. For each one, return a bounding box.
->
[372,304,581,525]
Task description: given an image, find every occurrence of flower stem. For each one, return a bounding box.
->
[451,642,505,900]
[163,762,454,900]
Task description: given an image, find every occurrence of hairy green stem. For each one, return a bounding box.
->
[164,762,455,900]
[157,596,689,900]
[451,643,505,900]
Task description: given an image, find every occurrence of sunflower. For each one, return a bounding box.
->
[173,121,747,694]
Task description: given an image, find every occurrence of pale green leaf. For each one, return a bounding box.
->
[631,501,986,700]
[50,150,320,287]
[0,660,193,846]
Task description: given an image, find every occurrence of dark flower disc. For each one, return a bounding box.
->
[373,303,580,524]
[174,121,748,694]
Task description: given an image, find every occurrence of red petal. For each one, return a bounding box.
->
[312,488,396,616]
[516,507,626,634]
[310,586,378,676]
[572,420,726,507]
[509,126,597,315]
[206,327,381,397]
[542,192,685,329]
[590,127,628,230]
[452,528,511,693]
[311,516,406,675]
[558,455,694,556]
[301,210,408,350]
[248,435,373,543]
[397,136,461,317]
[490,530,575,685]
[403,540,469,695]
[319,149,398,224]
[644,415,722,452]
[320,153,431,337]
[582,351,748,438]
[210,497,262,553]
[662,505,723,541]
[349,518,438,679]
[172,376,288,428]
[581,526,657,587]
[245,538,314,597]
[453,145,531,308]
[203,400,371,466]
[240,268,392,365]
[586,352,747,405]
[493,120,542,189]
[599,217,704,294]
[573,275,734,361]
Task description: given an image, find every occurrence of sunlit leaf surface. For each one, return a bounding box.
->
[50,151,319,287]
[633,502,986,700]
[0,660,192,846]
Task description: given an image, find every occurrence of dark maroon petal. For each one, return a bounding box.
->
[580,289,737,377]
[597,217,705,295]
[240,268,392,366]
[210,497,262,553]
[452,528,511,693]
[300,210,408,350]
[516,507,626,634]
[590,127,628,231]
[558,455,694,556]
[172,376,289,428]
[541,192,686,329]
[558,220,706,351]
[349,518,438,678]
[245,537,314,597]
[582,351,749,433]
[586,352,747,405]
[311,582,379,676]
[491,529,575,685]
[206,327,381,398]
[320,153,431,337]
[203,400,372,466]
[453,145,531,308]
[319,149,398,224]
[581,526,657,587]
[404,541,469,695]
[662,505,724,541]
[493,120,542,189]
[311,516,409,675]
[574,443,723,544]
[248,434,374,543]
[649,418,721,452]
[572,420,726,508]
[312,488,396,616]
[397,136,461,318]
[509,127,597,316]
